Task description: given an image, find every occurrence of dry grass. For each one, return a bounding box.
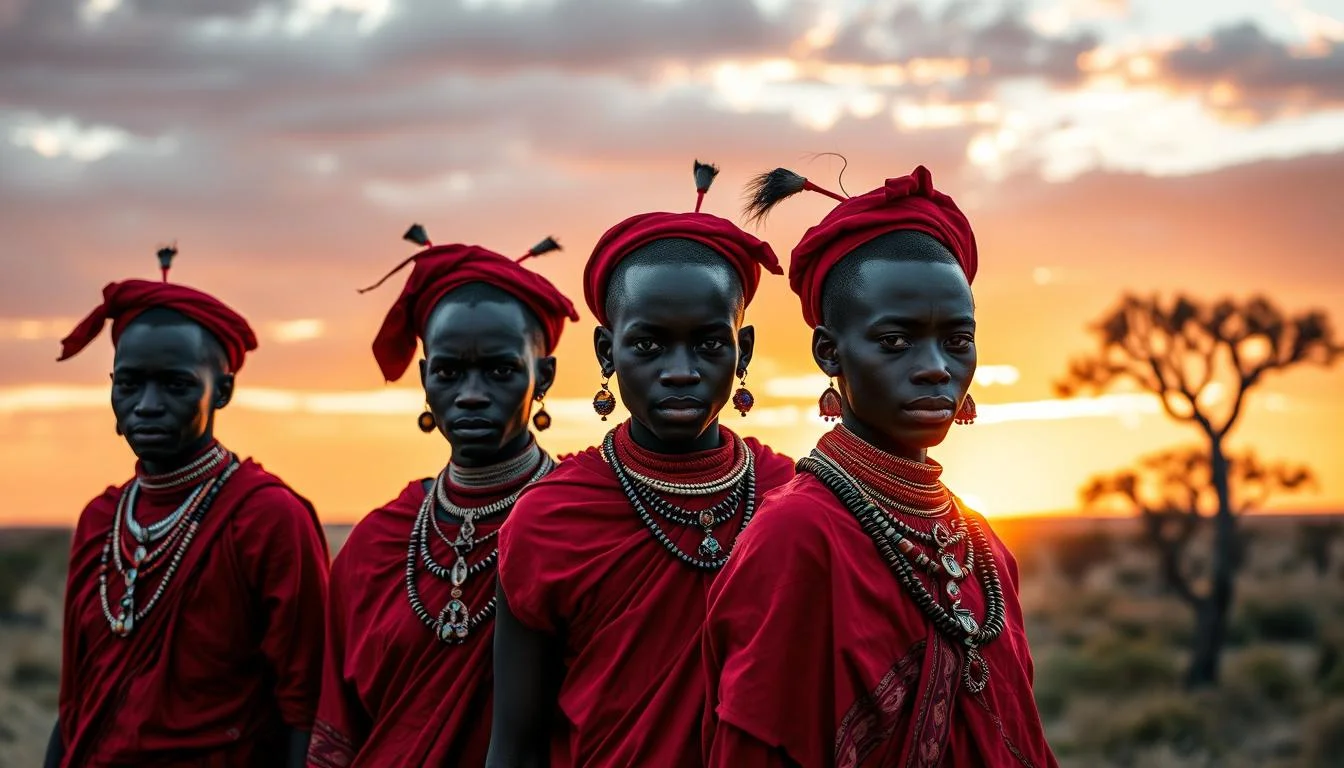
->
[1,516,1341,767]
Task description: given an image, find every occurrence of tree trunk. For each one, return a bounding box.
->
[1186,437,1236,688]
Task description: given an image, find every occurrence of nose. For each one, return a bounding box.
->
[133,383,167,417]
[453,372,492,410]
[908,342,953,386]
[659,346,702,388]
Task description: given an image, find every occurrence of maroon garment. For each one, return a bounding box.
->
[307,479,512,767]
[497,428,795,767]
[704,472,1056,768]
[788,165,978,327]
[369,244,579,382]
[58,456,329,767]
[58,280,259,372]
[582,211,781,326]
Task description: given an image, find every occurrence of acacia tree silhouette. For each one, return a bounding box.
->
[1083,447,1314,681]
[1057,294,1340,687]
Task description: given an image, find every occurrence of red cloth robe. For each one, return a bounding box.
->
[58,457,330,767]
[704,473,1057,768]
[306,479,508,767]
[497,431,794,768]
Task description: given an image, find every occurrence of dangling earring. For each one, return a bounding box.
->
[417,405,437,433]
[532,394,552,432]
[954,393,977,425]
[731,369,754,417]
[818,379,842,421]
[592,375,616,421]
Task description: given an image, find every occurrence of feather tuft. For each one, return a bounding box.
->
[693,160,720,193]
[742,168,809,224]
[518,236,562,263]
[402,223,432,248]
[156,242,178,282]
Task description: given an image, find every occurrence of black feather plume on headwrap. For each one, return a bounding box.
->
[693,160,720,193]
[742,168,810,225]
[518,236,562,263]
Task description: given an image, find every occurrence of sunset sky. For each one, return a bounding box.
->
[2,0,1342,526]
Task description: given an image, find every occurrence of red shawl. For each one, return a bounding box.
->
[704,473,1057,768]
[497,430,794,767]
[58,458,329,767]
[306,480,509,767]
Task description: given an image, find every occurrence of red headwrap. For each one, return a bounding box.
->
[583,213,781,327]
[788,165,977,328]
[57,280,259,372]
[370,245,580,382]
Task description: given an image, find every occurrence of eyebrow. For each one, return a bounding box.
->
[625,320,735,333]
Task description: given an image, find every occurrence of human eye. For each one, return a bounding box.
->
[632,339,662,354]
[945,334,975,352]
[878,334,912,351]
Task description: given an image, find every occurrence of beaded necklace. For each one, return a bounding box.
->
[98,457,239,637]
[404,449,553,643]
[602,428,757,570]
[800,436,1006,694]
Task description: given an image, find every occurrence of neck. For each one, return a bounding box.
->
[138,431,216,476]
[628,418,723,454]
[840,412,926,463]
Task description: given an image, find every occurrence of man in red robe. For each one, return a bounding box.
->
[487,162,796,768]
[47,251,330,768]
[703,166,1058,767]
[304,229,579,767]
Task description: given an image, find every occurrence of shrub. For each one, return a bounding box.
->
[1052,528,1116,583]
[1299,700,1344,768]
[1226,647,1304,712]
[11,660,59,689]
[1101,693,1219,763]
[1237,599,1319,643]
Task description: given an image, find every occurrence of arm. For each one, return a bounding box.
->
[305,551,371,768]
[241,489,331,743]
[708,723,800,768]
[43,720,62,768]
[485,581,559,768]
[285,727,310,768]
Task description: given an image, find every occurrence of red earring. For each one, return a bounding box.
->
[731,370,754,417]
[593,376,616,421]
[954,394,976,425]
[818,379,842,421]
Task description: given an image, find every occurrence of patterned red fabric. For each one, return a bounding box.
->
[704,471,1057,768]
[58,280,258,372]
[789,165,978,327]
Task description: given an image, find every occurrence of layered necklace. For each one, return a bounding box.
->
[797,427,1005,694]
[405,440,554,644]
[98,444,236,638]
[602,424,757,570]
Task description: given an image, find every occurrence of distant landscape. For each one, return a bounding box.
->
[3,513,1343,767]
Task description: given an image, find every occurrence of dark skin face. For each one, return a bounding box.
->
[418,296,556,468]
[595,261,753,453]
[814,259,976,462]
[111,320,234,475]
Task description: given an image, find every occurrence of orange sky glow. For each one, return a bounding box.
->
[2,0,1342,526]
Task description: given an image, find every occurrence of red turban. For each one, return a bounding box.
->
[583,212,782,326]
[370,245,580,382]
[789,165,977,328]
[58,280,259,372]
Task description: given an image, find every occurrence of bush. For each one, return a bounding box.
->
[11,660,59,689]
[1300,700,1344,768]
[1237,599,1319,643]
[1226,648,1304,712]
[1052,528,1116,582]
[1101,694,1220,763]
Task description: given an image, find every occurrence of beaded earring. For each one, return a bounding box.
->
[532,395,552,432]
[954,393,977,425]
[819,379,842,421]
[417,405,436,433]
[731,369,754,417]
[592,376,616,420]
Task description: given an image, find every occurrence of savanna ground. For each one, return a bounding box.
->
[2,517,1342,768]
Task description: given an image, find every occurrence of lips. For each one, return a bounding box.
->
[901,396,956,426]
[127,426,173,445]
[449,418,498,438]
[654,396,709,424]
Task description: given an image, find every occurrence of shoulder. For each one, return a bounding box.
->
[735,473,846,563]
[335,481,426,562]
[72,483,126,541]
[227,460,323,538]
[740,435,797,487]
[511,446,612,515]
